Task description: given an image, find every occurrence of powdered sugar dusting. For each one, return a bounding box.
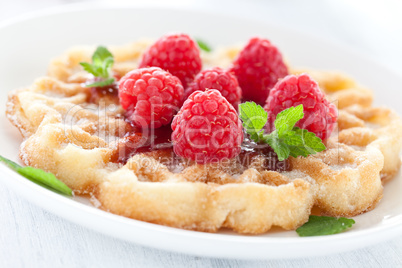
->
[281,170,308,180]
[90,194,102,208]
[330,163,356,171]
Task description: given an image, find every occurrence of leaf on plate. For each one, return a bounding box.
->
[0,155,73,196]
[296,215,355,237]
[196,38,212,52]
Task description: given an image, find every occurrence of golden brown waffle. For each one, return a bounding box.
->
[5,41,402,234]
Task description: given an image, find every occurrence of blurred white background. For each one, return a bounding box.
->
[1,0,402,74]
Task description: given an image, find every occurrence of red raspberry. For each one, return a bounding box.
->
[139,33,202,88]
[264,73,338,140]
[119,67,184,128]
[230,37,288,105]
[171,89,243,163]
[184,67,242,109]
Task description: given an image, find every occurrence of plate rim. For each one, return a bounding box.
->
[1,164,401,259]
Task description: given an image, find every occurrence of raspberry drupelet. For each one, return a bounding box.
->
[118,67,184,129]
[264,73,338,140]
[171,89,243,163]
[139,33,202,88]
[230,37,288,105]
[184,67,242,109]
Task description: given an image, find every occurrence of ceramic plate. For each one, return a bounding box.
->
[0,3,401,260]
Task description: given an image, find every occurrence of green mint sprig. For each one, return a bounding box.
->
[0,155,73,196]
[239,102,326,161]
[79,46,115,87]
[196,38,212,52]
[296,215,355,236]
[238,101,267,142]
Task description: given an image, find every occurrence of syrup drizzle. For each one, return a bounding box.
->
[110,124,173,164]
[111,126,289,172]
[86,79,119,104]
[85,79,289,172]
[240,138,290,172]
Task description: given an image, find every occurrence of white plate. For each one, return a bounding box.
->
[0,4,401,260]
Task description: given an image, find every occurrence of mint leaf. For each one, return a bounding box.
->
[0,155,21,170]
[196,38,212,52]
[286,127,326,157]
[99,57,114,78]
[80,46,115,87]
[18,167,72,196]
[86,78,115,88]
[0,155,73,196]
[239,102,326,161]
[266,127,325,160]
[79,62,99,77]
[239,102,268,142]
[92,46,113,66]
[264,104,326,160]
[274,104,304,136]
[263,134,290,161]
[296,215,355,237]
[264,127,325,161]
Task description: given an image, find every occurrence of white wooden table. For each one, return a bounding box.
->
[0,0,401,267]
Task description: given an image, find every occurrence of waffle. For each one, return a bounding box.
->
[5,41,402,234]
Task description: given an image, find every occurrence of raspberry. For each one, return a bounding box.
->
[139,33,202,88]
[230,37,288,105]
[184,67,242,109]
[264,73,338,140]
[119,67,184,128]
[171,89,243,163]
